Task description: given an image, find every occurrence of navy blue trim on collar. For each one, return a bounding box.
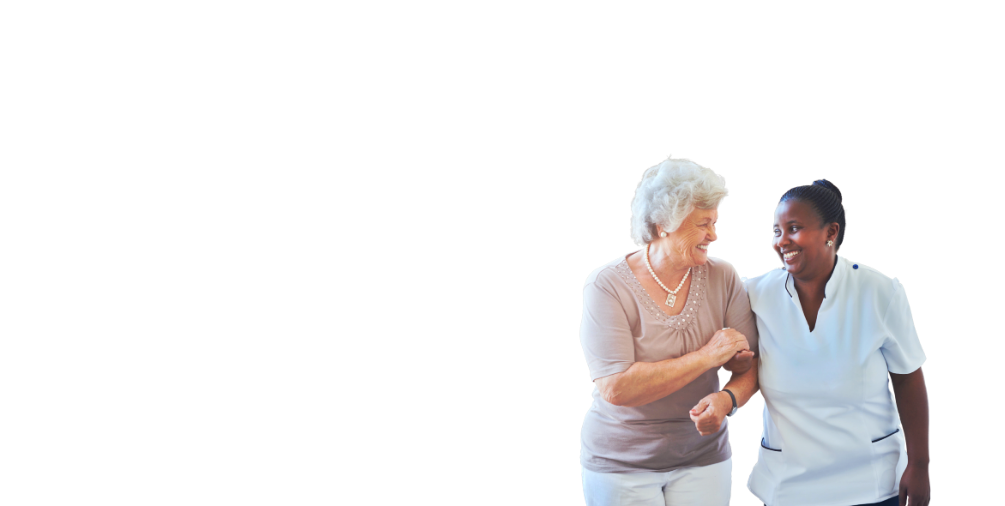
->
[779,275,828,299]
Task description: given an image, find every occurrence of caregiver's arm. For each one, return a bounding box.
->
[891,367,930,506]
[722,343,755,373]
[595,329,751,408]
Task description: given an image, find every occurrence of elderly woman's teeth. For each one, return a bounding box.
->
[697,245,708,251]
[783,251,800,259]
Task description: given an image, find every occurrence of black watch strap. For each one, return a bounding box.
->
[722,389,737,417]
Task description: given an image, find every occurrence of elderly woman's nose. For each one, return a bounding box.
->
[707,224,718,242]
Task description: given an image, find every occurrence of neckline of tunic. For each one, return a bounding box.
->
[783,256,848,334]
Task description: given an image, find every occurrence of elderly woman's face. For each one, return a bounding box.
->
[663,208,718,267]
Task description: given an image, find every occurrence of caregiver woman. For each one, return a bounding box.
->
[579,158,759,506]
[747,180,930,506]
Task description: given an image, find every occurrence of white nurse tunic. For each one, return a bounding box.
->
[745,256,926,506]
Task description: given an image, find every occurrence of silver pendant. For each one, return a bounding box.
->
[666,293,676,307]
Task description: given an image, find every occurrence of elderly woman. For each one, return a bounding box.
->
[746,180,930,506]
[579,158,759,506]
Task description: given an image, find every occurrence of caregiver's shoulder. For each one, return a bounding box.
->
[739,263,783,295]
[844,259,904,298]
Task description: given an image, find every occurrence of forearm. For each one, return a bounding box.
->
[891,367,929,466]
[721,351,753,373]
[723,360,758,407]
[601,351,714,407]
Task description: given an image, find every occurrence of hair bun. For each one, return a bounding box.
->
[812,179,842,202]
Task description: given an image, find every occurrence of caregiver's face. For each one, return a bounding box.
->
[773,199,832,278]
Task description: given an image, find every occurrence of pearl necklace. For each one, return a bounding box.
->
[644,243,690,308]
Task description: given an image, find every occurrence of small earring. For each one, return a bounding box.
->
[659,231,667,238]
[826,240,834,247]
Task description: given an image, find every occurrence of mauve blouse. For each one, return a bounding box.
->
[579,255,759,473]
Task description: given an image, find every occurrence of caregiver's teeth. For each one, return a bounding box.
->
[784,251,799,259]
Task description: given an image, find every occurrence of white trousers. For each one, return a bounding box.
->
[582,459,731,506]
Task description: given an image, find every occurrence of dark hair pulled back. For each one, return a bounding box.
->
[780,179,846,249]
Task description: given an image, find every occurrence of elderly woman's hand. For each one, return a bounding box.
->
[689,391,732,436]
[699,328,751,368]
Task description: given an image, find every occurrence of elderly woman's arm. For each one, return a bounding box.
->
[690,360,759,435]
[595,329,751,408]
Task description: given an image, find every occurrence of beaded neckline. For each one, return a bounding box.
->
[615,259,708,330]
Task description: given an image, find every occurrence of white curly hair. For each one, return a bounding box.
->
[630,158,728,245]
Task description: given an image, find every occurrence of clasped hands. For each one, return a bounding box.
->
[690,328,753,436]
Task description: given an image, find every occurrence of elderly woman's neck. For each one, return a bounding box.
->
[647,242,693,277]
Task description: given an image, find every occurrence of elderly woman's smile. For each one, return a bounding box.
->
[654,208,718,269]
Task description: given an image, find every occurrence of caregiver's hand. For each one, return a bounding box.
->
[899,462,930,506]
[689,391,732,436]
[699,328,750,367]
[723,350,755,373]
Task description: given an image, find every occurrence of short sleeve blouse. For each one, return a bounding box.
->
[579,255,759,473]
[746,257,926,505]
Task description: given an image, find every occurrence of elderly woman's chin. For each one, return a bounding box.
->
[691,245,711,265]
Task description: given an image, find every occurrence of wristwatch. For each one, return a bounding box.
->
[722,389,737,417]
